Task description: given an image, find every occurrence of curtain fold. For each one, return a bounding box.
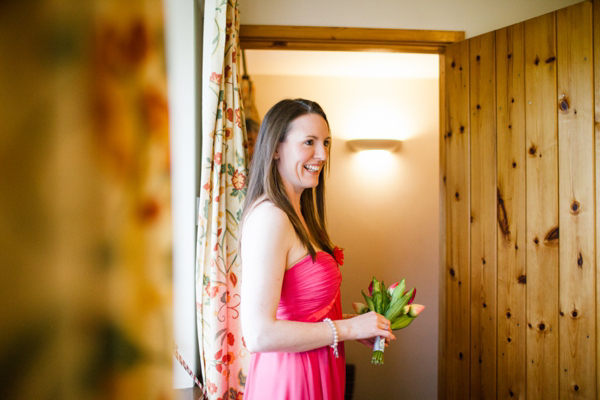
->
[0,1,172,399]
[196,1,249,399]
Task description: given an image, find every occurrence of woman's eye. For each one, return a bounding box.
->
[305,139,314,145]
[324,140,331,147]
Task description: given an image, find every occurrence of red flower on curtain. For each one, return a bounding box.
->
[227,332,235,346]
[235,108,242,128]
[209,72,222,84]
[232,171,245,190]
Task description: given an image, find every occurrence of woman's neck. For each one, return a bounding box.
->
[282,181,303,217]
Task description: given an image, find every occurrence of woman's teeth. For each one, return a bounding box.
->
[304,165,319,172]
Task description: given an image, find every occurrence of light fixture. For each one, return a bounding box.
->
[346,139,402,152]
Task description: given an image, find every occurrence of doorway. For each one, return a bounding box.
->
[243,45,441,399]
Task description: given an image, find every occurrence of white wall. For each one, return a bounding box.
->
[251,73,440,399]
[240,0,582,38]
[165,0,201,388]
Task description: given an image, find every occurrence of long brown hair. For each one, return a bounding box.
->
[240,99,334,260]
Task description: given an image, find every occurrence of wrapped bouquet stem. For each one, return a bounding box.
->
[353,277,425,365]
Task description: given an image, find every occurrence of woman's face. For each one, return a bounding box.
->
[275,113,331,196]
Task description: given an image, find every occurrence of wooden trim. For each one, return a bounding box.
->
[239,25,465,54]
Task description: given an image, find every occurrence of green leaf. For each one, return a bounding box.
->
[227,164,235,176]
[362,290,374,311]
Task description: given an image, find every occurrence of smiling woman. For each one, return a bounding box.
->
[239,99,396,400]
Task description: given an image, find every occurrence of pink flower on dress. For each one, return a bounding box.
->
[333,246,344,265]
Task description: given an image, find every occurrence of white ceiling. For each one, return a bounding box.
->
[240,0,582,39]
[244,50,439,79]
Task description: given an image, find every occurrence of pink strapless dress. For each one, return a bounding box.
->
[243,251,346,400]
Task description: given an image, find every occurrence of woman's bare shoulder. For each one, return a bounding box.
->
[243,199,293,238]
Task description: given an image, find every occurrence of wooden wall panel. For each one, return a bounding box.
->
[556,2,596,398]
[438,52,447,400]
[495,23,526,400]
[440,3,600,399]
[443,40,470,399]
[469,32,497,400]
[523,12,560,400]
[594,0,600,397]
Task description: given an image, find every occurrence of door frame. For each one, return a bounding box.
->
[239,24,457,399]
[239,25,463,54]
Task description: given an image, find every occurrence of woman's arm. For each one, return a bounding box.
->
[240,203,395,353]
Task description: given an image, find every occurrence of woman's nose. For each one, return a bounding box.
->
[315,143,328,160]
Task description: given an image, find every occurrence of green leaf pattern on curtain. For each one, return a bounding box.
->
[197,0,249,399]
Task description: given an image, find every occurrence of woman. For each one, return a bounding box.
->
[240,99,395,400]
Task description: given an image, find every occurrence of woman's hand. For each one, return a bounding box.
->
[337,311,396,344]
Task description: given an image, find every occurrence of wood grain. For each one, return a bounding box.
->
[444,40,471,400]
[496,22,527,400]
[469,31,497,400]
[594,0,600,397]
[438,52,448,400]
[239,25,465,54]
[524,11,559,400]
[557,2,596,398]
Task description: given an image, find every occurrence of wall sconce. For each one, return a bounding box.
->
[346,139,402,152]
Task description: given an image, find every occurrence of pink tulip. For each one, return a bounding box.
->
[406,288,416,305]
[352,302,368,315]
[408,304,425,317]
[387,282,399,297]
[368,281,374,296]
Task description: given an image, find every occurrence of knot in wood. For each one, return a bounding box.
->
[528,146,537,156]
[571,201,580,213]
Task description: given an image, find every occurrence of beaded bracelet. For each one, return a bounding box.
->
[323,318,339,358]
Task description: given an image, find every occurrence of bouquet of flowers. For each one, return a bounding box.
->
[353,277,425,365]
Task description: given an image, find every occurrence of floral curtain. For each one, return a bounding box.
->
[196,0,249,399]
[0,1,172,399]
[241,50,261,124]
